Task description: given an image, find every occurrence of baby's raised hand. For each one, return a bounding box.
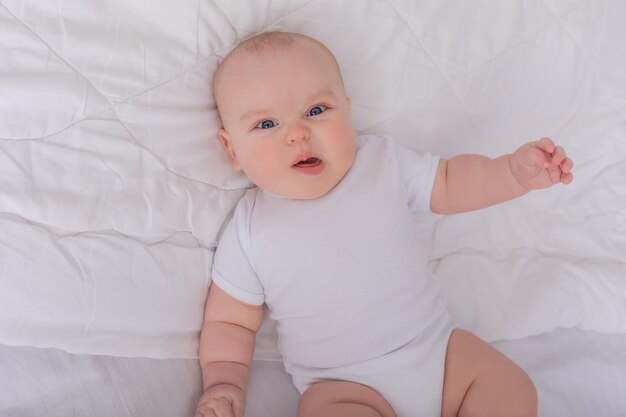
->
[195,383,245,417]
[510,137,574,191]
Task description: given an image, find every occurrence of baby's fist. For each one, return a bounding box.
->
[195,384,245,417]
[510,137,574,191]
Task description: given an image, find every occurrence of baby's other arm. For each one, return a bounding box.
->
[430,137,574,215]
[195,284,264,417]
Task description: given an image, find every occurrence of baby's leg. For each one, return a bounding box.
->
[441,329,538,417]
[296,380,396,417]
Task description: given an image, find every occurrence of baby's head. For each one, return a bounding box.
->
[213,32,356,199]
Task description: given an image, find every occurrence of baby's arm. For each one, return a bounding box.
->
[195,284,264,417]
[430,137,574,214]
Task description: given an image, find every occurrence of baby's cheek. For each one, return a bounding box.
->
[250,155,283,187]
[339,134,357,163]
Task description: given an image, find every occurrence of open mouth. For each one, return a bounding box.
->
[293,157,322,168]
[292,156,324,175]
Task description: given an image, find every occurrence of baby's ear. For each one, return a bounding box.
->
[218,128,242,171]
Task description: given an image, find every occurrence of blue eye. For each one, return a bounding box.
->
[308,105,327,116]
[256,120,276,129]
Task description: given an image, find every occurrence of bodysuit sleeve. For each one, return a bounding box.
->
[394,141,440,213]
[211,192,265,305]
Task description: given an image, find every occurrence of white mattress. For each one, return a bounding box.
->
[1,0,626,415]
[2,329,626,417]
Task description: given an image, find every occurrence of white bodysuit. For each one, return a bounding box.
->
[212,135,454,417]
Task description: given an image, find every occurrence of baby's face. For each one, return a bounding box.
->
[214,40,356,199]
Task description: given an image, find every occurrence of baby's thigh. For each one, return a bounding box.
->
[296,380,396,417]
[441,329,538,417]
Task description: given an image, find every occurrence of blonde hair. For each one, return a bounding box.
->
[212,32,344,105]
[236,31,300,54]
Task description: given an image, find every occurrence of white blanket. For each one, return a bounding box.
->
[1,0,625,359]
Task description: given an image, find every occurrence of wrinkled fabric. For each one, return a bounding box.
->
[0,0,625,359]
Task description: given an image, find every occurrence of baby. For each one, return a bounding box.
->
[195,32,574,417]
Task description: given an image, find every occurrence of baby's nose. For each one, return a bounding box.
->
[287,123,310,144]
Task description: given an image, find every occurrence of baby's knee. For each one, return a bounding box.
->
[463,364,538,417]
[497,367,538,417]
[514,370,538,417]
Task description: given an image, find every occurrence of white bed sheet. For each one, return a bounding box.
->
[2,329,625,417]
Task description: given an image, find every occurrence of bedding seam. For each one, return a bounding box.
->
[100,0,320,106]
[381,0,481,133]
[0,12,249,194]
[1,0,321,143]
[457,0,588,77]
[537,0,626,126]
[0,211,219,250]
[0,3,112,106]
[0,107,114,142]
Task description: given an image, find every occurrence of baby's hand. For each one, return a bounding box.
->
[510,137,574,191]
[195,383,245,417]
